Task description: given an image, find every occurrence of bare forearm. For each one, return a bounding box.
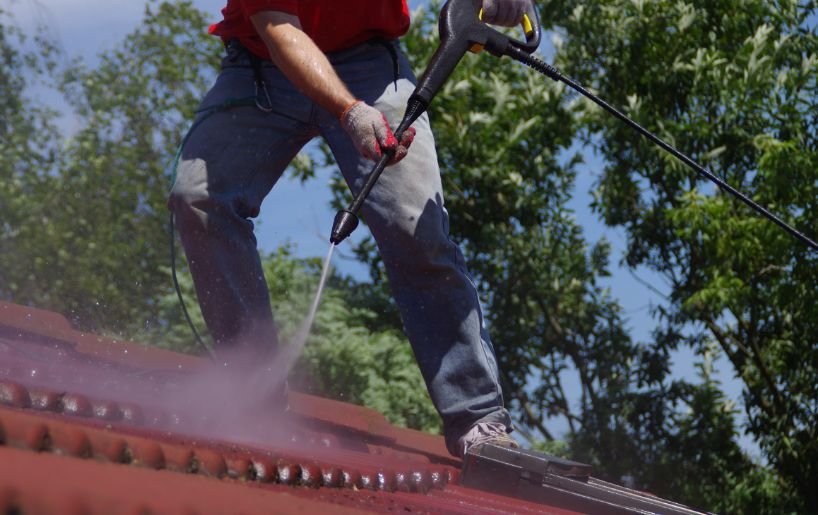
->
[250,11,356,118]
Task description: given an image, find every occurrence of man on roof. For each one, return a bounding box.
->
[168,0,532,458]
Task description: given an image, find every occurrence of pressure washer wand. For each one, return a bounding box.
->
[330,0,542,246]
[503,46,818,252]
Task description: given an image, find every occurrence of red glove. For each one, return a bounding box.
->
[340,101,416,164]
[482,0,529,27]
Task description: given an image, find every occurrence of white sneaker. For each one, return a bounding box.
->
[457,421,519,457]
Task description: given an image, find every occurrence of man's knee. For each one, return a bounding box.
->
[167,159,215,233]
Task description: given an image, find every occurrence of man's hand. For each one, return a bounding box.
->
[482,0,530,27]
[251,12,415,164]
[340,101,416,164]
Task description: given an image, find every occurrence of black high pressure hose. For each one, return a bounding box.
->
[504,46,818,252]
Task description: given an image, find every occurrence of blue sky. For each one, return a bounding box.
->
[11,0,757,455]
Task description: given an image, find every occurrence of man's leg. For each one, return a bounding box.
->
[169,55,316,361]
[318,42,513,456]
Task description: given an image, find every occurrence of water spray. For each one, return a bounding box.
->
[274,243,335,380]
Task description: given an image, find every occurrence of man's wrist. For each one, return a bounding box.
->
[339,99,361,121]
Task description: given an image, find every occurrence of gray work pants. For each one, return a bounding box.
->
[168,40,511,454]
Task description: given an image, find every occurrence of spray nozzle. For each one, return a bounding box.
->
[330,209,359,245]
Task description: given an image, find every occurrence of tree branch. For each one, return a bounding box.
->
[703,315,784,419]
[520,395,555,441]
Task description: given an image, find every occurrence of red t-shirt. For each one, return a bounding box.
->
[210,0,411,57]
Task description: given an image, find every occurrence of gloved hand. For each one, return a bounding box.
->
[482,0,529,27]
[340,101,416,164]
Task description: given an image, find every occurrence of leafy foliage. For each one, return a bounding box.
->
[330,2,812,510]
[2,2,222,333]
[3,1,817,511]
[401,5,766,510]
[545,0,817,509]
[0,8,62,302]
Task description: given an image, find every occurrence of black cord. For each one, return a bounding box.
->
[169,212,216,360]
[506,46,818,252]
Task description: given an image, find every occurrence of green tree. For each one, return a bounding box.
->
[4,1,812,510]
[326,2,803,510]
[2,1,222,332]
[404,6,769,510]
[546,0,817,509]
[0,8,61,301]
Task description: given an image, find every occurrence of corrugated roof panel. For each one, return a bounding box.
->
[0,300,586,514]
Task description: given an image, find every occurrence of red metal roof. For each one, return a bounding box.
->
[0,301,576,514]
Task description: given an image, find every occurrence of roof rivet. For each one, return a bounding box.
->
[130,441,165,470]
[410,470,433,494]
[299,463,322,488]
[342,469,363,489]
[100,438,130,464]
[360,473,375,491]
[194,449,227,478]
[163,447,196,473]
[376,471,397,492]
[321,466,343,488]
[92,400,123,421]
[430,470,448,489]
[23,423,50,452]
[395,471,411,493]
[446,468,459,484]
[277,463,300,485]
[0,381,31,409]
[250,457,276,482]
[119,404,145,425]
[60,394,93,418]
[29,390,61,412]
[226,457,252,480]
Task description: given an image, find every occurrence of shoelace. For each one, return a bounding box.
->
[460,422,517,456]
